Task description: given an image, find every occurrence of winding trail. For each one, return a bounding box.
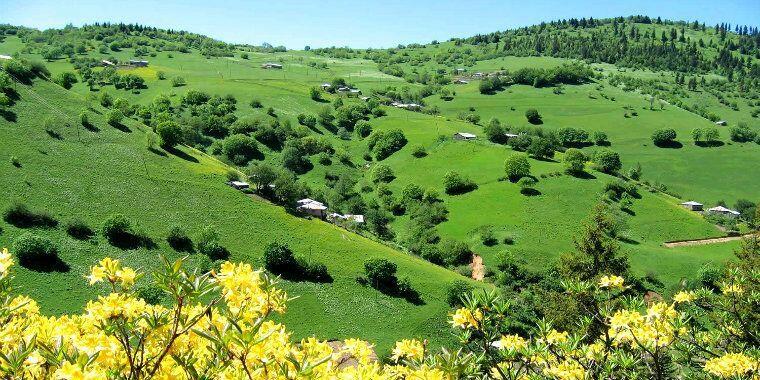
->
[471,255,485,281]
[663,233,756,248]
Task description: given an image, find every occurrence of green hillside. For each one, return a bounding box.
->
[0,16,757,353]
[0,78,478,354]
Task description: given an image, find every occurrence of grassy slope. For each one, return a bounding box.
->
[0,79,478,354]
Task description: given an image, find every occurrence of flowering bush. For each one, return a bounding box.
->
[0,241,758,379]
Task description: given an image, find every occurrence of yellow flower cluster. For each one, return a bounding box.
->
[215,261,288,319]
[87,257,137,288]
[543,359,586,380]
[391,339,425,362]
[672,290,695,303]
[608,302,679,349]
[450,307,483,329]
[496,334,528,352]
[720,282,745,295]
[704,353,759,378]
[598,274,625,289]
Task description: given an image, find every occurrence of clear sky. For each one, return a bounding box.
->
[3,0,759,49]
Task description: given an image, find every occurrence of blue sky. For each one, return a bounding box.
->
[3,0,759,48]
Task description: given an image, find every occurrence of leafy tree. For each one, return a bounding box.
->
[368,129,407,160]
[563,148,586,174]
[106,109,124,126]
[593,150,622,174]
[592,131,609,145]
[526,137,555,159]
[53,72,78,89]
[517,177,537,194]
[309,87,321,101]
[222,134,259,165]
[364,258,397,288]
[524,108,542,124]
[171,76,186,87]
[651,128,677,146]
[355,121,372,138]
[483,118,506,143]
[156,121,183,148]
[248,163,278,191]
[504,153,530,181]
[372,164,395,183]
[443,171,477,195]
[12,232,60,269]
[729,124,758,142]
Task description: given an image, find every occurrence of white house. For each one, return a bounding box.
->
[229,181,250,190]
[453,79,469,84]
[297,199,327,218]
[0,54,13,60]
[129,60,149,67]
[715,120,728,126]
[328,213,365,224]
[504,133,520,140]
[101,60,115,66]
[707,206,740,218]
[320,83,332,90]
[261,62,283,69]
[680,201,703,211]
[454,132,477,140]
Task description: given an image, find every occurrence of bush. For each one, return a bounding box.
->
[525,108,542,124]
[364,258,397,288]
[53,72,77,89]
[171,76,186,87]
[372,164,395,183]
[729,125,757,143]
[3,202,58,228]
[563,148,586,174]
[420,245,445,265]
[249,99,263,108]
[443,171,477,195]
[106,109,124,126]
[411,145,427,158]
[102,214,136,246]
[651,128,677,146]
[263,242,297,273]
[517,177,537,194]
[196,225,227,260]
[504,153,531,181]
[355,121,372,138]
[593,149,622,174]
[446,280,474,306]
[296,257,331,282]
[592,131,609,145]
[156,121,183,148]
[368,129,407,160]
[65,219,93,240]
[167,226,193,252]
[13,232,59,269]
[222,134,259,165]
[440,239,472,266]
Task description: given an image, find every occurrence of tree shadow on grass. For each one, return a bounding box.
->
[45,129,64,140]
[520,188,541,196]
[618,236,640,245]
[0,109,16,122]
[82,122,100,132]
[622,208,636,216]
[110,122,132,133]
[568,171,596,180]
[20,256,70,273]
[357,278,425,305]
[148,147,167,157]
[165,147,199,163]
[278,269,334,284]
[695,141,725,148]
[654,141,683,149]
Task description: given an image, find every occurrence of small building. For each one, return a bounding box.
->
[261,62,283,69]
[101,60,115,67]
[715,120,727,126]
[320,83,332,90]
[707,206,740,218]
[680,201,703,211]
[360,96,370,101]
[328,213,365,224]
[454,132,477,140]
[349,89,362,95]
[0,54,13,60]
[504,133,520,140]
[453,79,469,84]
[454,68,466,74]
[229,181,250,190]
[297,199,327,218]
[129,60,149,67]
[473,72,484,78]
[337,86,351,92]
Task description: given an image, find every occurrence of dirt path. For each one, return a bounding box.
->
[471,255,485,281]
[663,233,756,248]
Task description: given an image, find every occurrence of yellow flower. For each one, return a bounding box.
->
[544,359,586,380]
[544,329,569,345]
[673,290,695,303]
[496,334,527,352]
[391,339,424,362]
[720,282,744,295]
[704,353,759,378]
[0,247,13,279]
[598,275,624,289]
[450,307,482,329]
[115,267,137,287]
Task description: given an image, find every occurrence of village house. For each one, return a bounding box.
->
[129,60,149,67]
[473,72,484,78]
[261,62,283,69]
[101,60,116,67]
[296,199,327,218]
[228,180,250,190]
[320,83,332,90]
[453,79,469,84]
[454,68,466,74]
[328,213,365,224]
[715,120,727,126]
[707,205,740,218]
[454,132,477,140]
[360,96,370,101]
[0,54,12,60]
[504,133,520,141]
[680,201,703,211]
